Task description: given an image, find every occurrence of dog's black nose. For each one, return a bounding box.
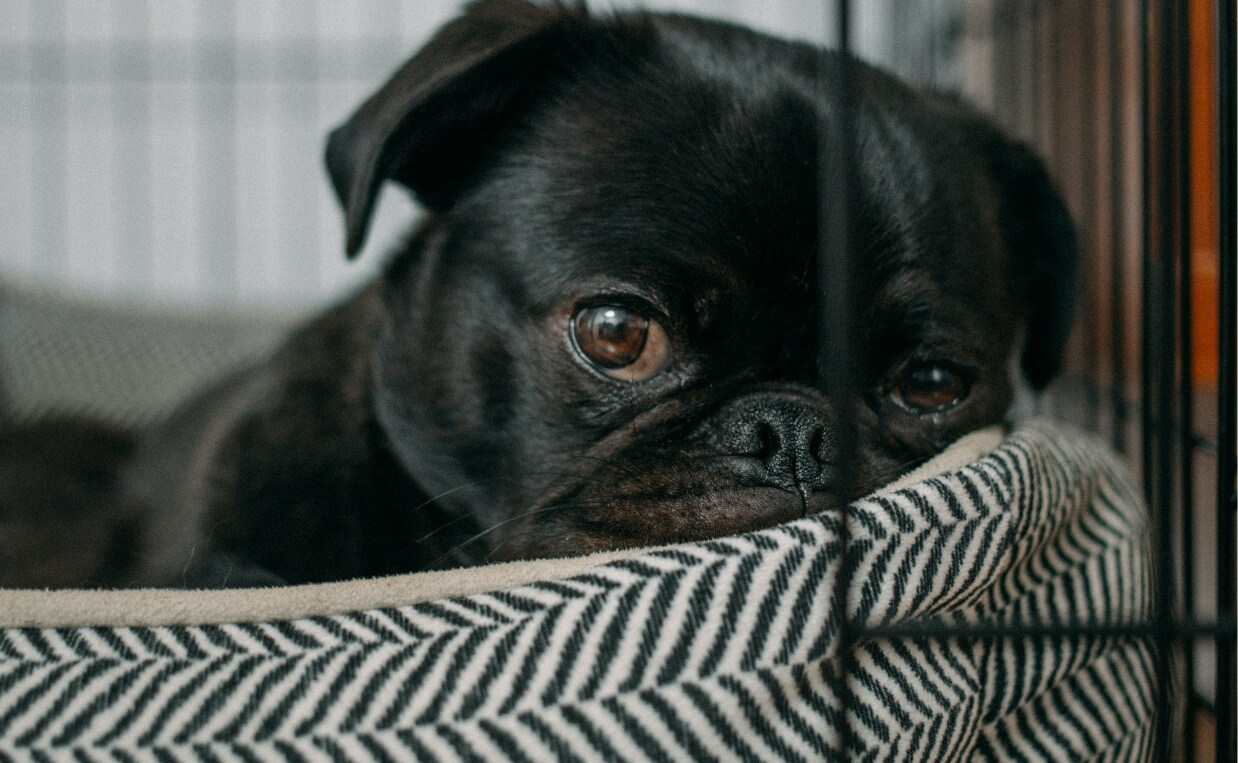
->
[709,394,837,494]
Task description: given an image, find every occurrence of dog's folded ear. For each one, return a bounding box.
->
[326,0,586,257]
[984,136,1079,390]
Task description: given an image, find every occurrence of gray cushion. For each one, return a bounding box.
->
[0,285,293,426]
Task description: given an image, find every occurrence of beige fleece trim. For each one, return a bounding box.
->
[867,424,1006,497]
[0,425,1004,629]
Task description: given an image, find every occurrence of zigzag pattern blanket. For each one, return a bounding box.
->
[0,420,1156,761]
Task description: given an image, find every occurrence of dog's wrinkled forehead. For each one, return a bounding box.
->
[478,90,816,299]
[461,35,1000,325]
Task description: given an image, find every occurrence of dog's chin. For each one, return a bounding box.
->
[484,487,837,563]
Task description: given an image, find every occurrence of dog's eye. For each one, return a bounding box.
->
[893,364,968,412]
[571,305,670,382]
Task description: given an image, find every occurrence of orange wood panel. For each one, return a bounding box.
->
[1190,0,1220,385]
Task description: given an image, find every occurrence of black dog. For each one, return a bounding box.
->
[0,0,1074,588]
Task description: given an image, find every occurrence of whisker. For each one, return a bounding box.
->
[483,525,589,564]
[426,499,602,570]
[412,467,617,543]
[408,480,491,517]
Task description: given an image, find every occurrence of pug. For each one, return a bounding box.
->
[0,0,1074,588]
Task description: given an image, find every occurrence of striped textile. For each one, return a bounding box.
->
[0,420,1156,761]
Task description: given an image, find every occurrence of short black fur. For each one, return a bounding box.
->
[0,0,1076,587]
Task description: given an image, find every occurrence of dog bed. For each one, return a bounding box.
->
[0,420,1155,761]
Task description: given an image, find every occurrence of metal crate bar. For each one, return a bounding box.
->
[820,0,858,754]
[1215,0,1236,757]
[1108,0,1129,456]
[1175,1,1197,758]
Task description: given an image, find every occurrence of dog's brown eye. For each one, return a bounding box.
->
[894,365,968,412]
[571,305,669,382]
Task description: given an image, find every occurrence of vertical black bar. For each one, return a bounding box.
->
[1141,0,1177,756]
[1216,0,1236,758]
[1140,0,1155,509]
[1048,1,1063,189]
[1153,0,1178,756]
[1080,0,1102,433]
[1173,3,1195,758]
[1108,0,1128,455]
[820,0,856,755]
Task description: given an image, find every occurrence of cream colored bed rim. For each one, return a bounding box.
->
[0,426,1004,629]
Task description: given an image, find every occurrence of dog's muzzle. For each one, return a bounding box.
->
[704,391,840,498]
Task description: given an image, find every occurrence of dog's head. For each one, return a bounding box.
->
[326,0,1076,565]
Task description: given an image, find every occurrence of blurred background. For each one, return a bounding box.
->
[0,0,959,315]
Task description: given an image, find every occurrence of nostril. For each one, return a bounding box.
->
[807,428,825,466]
[755,421,780,460]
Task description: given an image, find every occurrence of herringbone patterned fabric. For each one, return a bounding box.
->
[0,421,1156,761]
